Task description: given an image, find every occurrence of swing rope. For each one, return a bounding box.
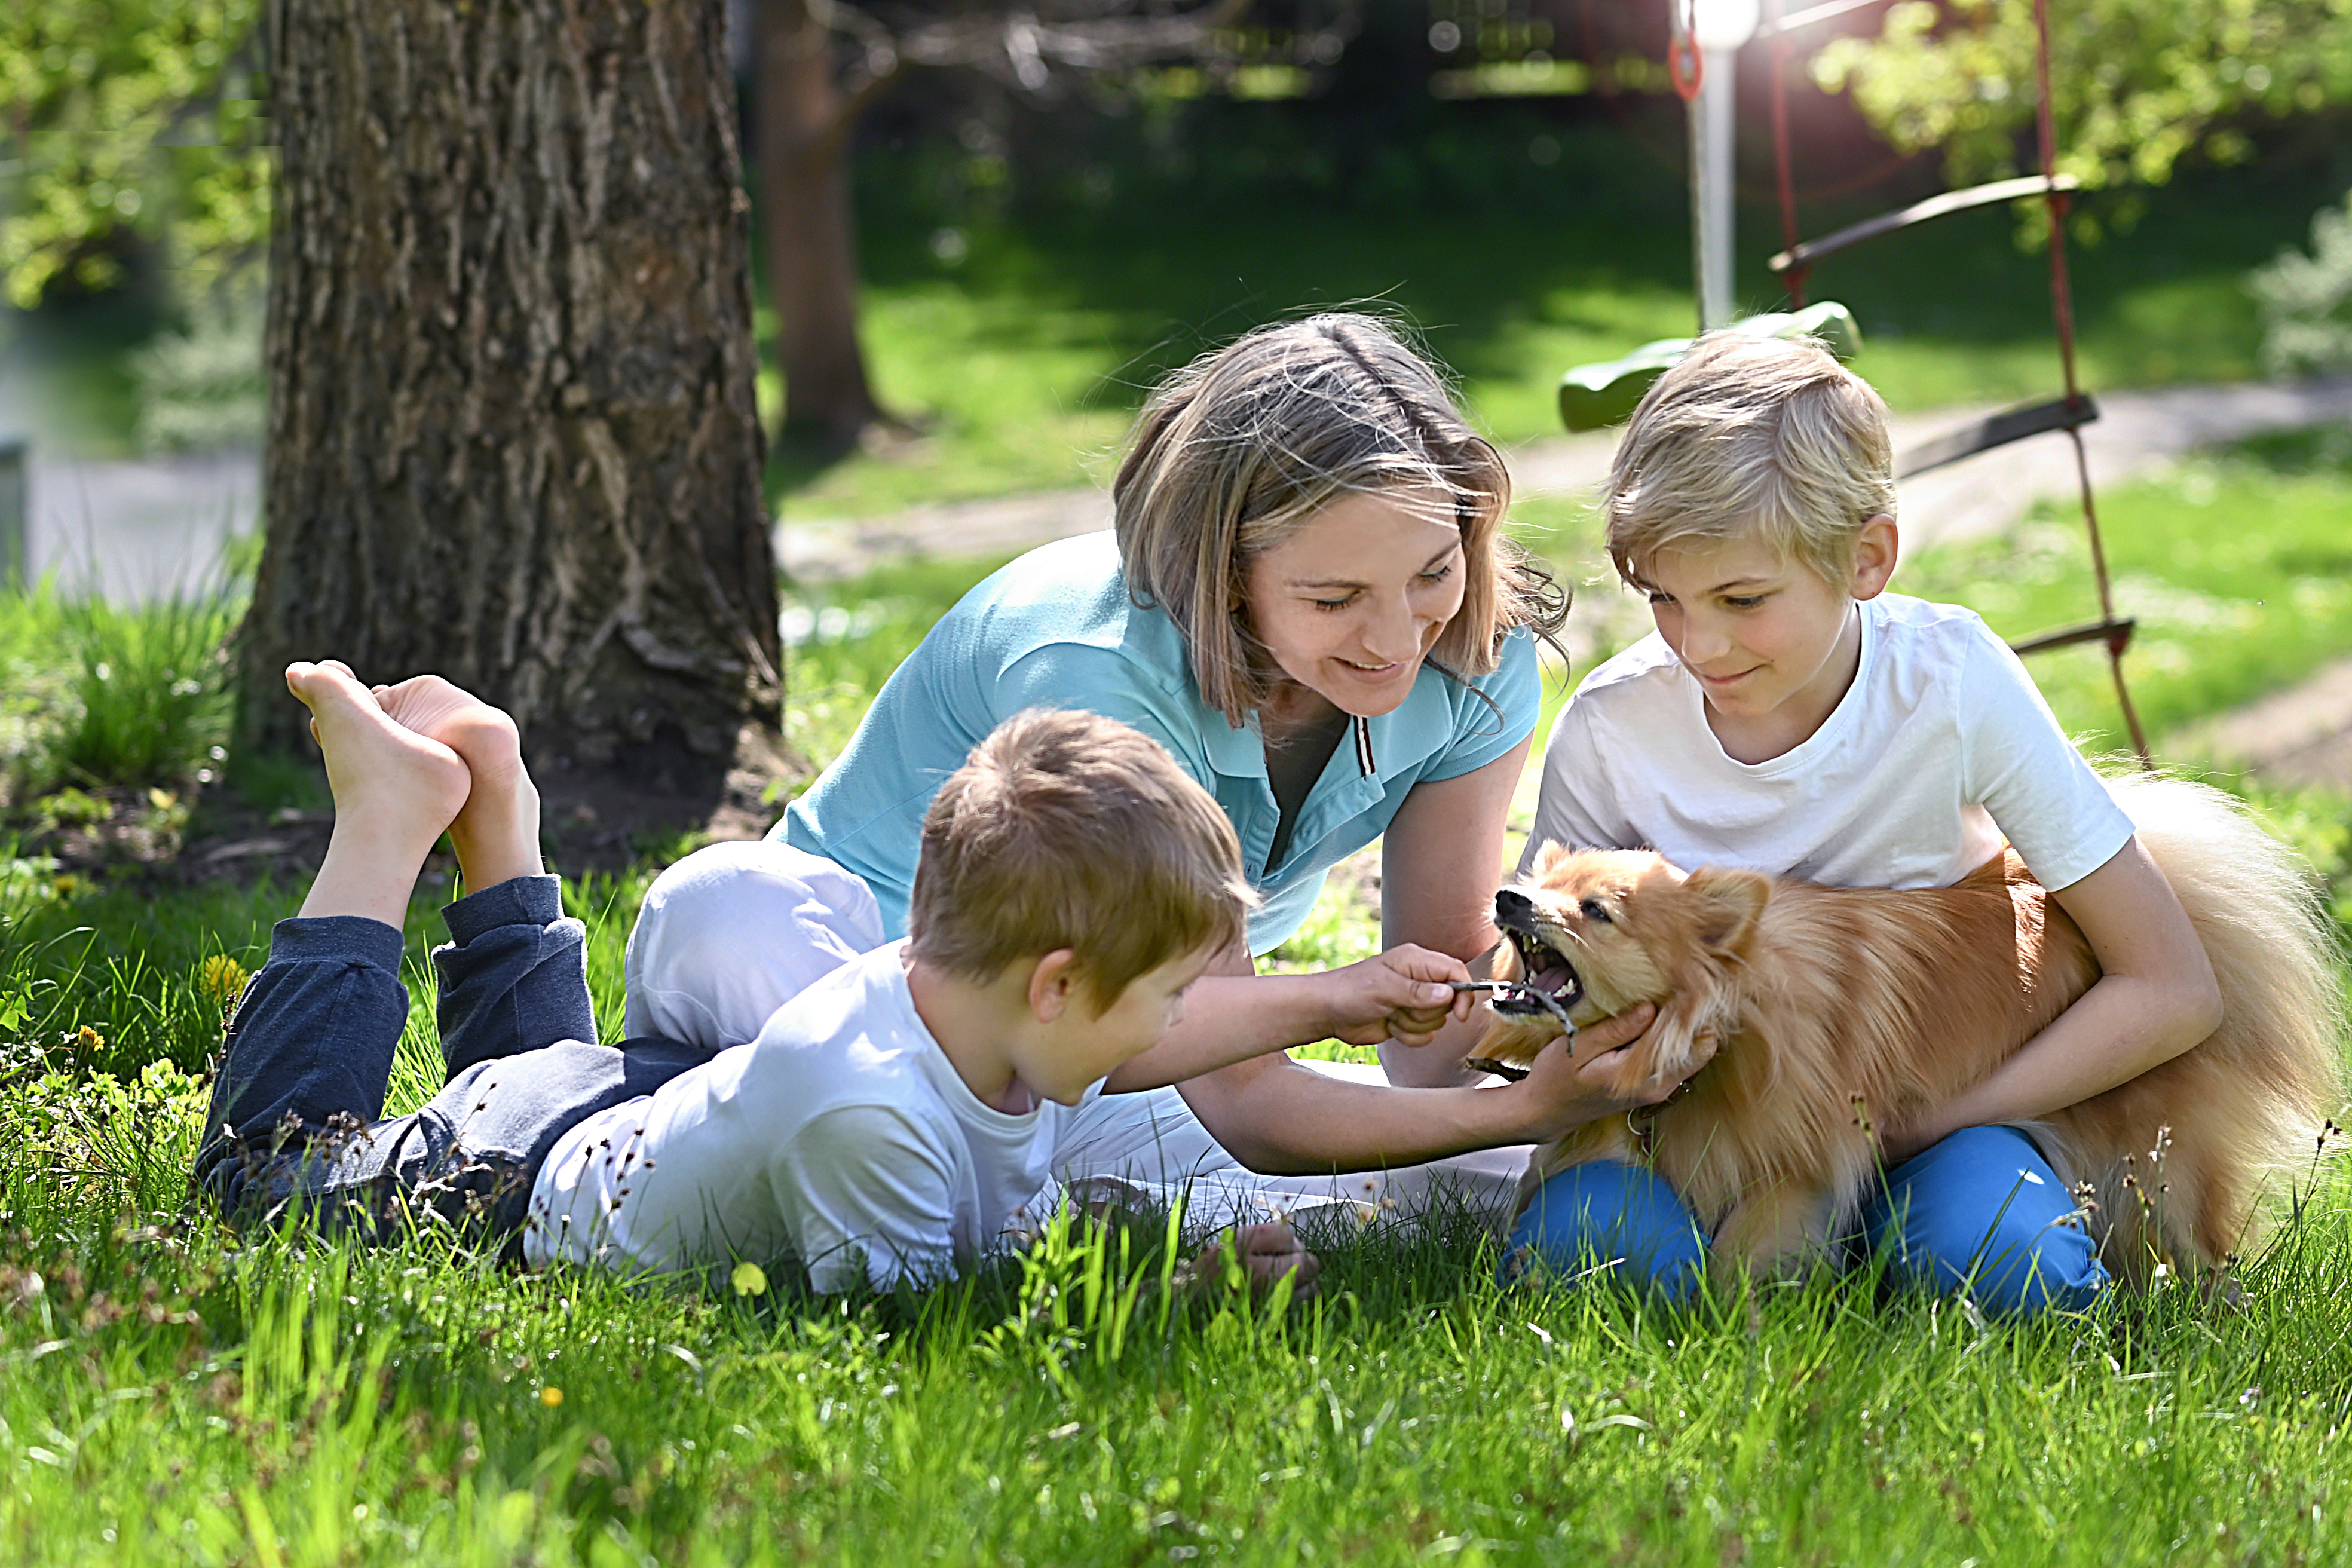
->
[2031,0,2151,764]
[1763,0,2152,765]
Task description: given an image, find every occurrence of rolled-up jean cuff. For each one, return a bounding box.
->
[442,874,565,945]
[263,914,407,975]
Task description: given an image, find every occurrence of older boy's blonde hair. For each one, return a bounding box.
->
[1114,313,1567,727]
[907,709,1255,1009]
[1604,332,1896,588]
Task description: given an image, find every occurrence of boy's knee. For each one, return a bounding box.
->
[1505,1162,1708,1300]
[1875,1126,2108,1313]
[624,842,883,1046]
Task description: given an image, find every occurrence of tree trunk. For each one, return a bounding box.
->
[758,0,885,446]
[240,0,780,802]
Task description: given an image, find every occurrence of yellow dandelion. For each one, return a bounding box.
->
[730,1261,768,1298]
[539,1386,564,1408]
[200,956,250,1007]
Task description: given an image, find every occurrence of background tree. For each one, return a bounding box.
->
[235,0,779,814]
[756,0,1334,450]
[1812,0,2351,226]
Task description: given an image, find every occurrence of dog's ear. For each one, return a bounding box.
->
[1532,840,1572,878]
[1682,867,1771,954]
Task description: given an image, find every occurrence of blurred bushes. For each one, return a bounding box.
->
[2252,185,2352,376]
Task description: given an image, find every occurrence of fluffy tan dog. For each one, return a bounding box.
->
[1475,776,2344,1287]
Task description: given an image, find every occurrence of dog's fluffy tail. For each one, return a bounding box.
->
[2109,772,2347,1178]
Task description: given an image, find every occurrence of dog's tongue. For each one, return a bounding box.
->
[1531,963,1576,998]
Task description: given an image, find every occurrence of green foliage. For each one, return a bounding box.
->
[2251,185,2352,376]
[0,0,270,307]
[1813,0,2352,218]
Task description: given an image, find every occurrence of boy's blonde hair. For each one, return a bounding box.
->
[1604,332,1896,588]
[907,709,1255,1009]
[1114,313,1567,727]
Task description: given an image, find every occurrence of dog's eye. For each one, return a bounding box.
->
[1579,897,1612,924]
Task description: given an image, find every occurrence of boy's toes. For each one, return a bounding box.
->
[285,659,371,712]
[376,676,520,768]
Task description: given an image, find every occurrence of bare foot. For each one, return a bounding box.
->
[286,661,470,926]
[372,674,542,892]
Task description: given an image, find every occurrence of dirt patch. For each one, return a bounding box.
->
[9,722,810,895]
[2167,653,2352,792]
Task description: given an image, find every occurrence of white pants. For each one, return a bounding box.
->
[624,841,1529,1234]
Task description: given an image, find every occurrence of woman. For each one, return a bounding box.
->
[639,314,1692,1226]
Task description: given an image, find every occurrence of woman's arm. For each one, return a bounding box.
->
[1878,835,2224,1162]
[1374,736,1535,1087]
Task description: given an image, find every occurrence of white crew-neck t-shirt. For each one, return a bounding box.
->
[523,942,1088,1291]
[1522,593,2134,892]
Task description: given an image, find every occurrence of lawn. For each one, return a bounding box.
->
[764,150,2343,520]
[4,443,2351,1563]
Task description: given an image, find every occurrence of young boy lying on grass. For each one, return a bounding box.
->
[192,661,1318,1295]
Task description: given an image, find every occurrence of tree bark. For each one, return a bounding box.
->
[758,0,886,446]
[240,0,780,796]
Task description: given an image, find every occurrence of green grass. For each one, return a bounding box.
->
[0,583,241,808]
[770,157,2342,519]
[4,1073,2352,1564]
[1895,428,2352,753]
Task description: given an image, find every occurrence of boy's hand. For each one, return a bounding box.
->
[1182,1222,1320,1300]
[1323,945,1477,1048]
[1502,1004,1718,1143]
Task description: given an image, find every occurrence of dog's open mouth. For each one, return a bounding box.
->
[1493,926,1584,1028]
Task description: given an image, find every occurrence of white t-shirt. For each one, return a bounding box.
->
[1522,593,2134,891]
[523,942,1093,1291]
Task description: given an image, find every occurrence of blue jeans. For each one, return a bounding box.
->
[190,876,716,1248]
[1506,1126,2110,1313]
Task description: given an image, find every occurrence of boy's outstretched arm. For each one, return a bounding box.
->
[1877,835,2224,1163]
[287,661,472,927]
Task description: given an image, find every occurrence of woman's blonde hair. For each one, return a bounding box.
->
[1604,332,1897,587]
[908,709,1255,1009]
[1113,313,1567,727]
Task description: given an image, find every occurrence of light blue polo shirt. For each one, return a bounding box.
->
[778,531,1541,954]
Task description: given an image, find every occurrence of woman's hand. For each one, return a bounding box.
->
[1502,1004,1711,1143]
[1319,944,1479,1048]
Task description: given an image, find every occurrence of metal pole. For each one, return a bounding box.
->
[1698,45,1738,329]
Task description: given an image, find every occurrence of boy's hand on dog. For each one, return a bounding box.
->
[1322,944,1480,1048]
[1505,1004,1717,1140]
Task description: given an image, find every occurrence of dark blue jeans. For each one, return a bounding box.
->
[190,876,716,1250]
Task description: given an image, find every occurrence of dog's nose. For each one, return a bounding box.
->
[1495,887,1533,921]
